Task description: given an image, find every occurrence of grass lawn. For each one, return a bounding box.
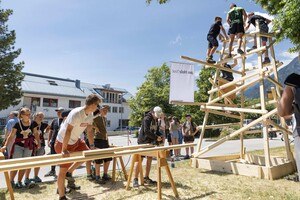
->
[1,146,299,200]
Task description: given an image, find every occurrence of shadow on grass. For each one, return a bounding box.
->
[68,190,96,200]
[200,170,232,177]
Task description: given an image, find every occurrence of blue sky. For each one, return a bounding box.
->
[2,0,297,94]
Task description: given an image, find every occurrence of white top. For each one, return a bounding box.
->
[57,106,94,145]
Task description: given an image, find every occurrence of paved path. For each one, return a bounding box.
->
[0,134,291,188]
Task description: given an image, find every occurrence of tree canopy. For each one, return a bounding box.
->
[0,1,24,111]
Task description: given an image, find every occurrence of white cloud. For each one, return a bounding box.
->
[279,51,298,66]
[169,34,182,46]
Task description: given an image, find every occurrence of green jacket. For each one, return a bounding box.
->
[228,7,244,25]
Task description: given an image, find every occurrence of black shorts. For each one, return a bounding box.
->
[229,23,245,35]
[207,35,218,49]
[260,24,269,42]
[94,139,112,164]
[184,135,195,143]
[165,130,172,143]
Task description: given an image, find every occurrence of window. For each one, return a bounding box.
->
[112,107,118,113]
[0,118,6,126]
[47,80,58,86]
[31,97,40,107]
[106,120,111,127]
[43,98,58,107]
[69,100,81,108]
[119,107,124,113]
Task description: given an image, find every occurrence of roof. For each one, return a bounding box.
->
[22,72,132,99]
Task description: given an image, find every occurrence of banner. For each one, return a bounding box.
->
[169,62,195,103]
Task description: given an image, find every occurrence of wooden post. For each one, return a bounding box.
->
[126,154,138,190]
[112,157,117,182]
[0,153,14,200]
[118,156,128,181]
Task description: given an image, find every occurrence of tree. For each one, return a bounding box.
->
[0,1,24,111]
[129,63,181,126]
[146,0,300,52]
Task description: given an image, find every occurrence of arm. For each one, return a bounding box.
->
[277,86,294,117]
[33,127,41,149]
[62,124,73,156]
[231,59,238,68]
[221,25,228,40]
[48,120,54,146]
[226,13,230,26]
[86,125,95,149]
[244,22,251,32]
[144,117,157,141]
[0,128,17,152]
[242,9,247,25]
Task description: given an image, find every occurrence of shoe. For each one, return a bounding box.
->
[133,178,139,188]
[56,187,71,194]
[15,181,24,189]
[144,177,157,185]
[24,178,31,186]
[65,172,75,182]
[45,170,56,177]
[59,196,68,200]
[67,182,81,190]
[102,173,111,181]
[95,178,106,185]
[10,181,15,189]
[33,176,42,183]
[184,155,190,160]
[237,49,244,54]
[263,57,271,64]
[206,57,216,64]
[86,174,94,181]
[247,45,257,52]
[226,54,232,59]
[175,156,181,161]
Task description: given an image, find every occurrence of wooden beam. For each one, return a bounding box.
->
[266,77,283,90]
[266,119,293,135]
[197,123,240,129]
[204,63,243,75]
[201,105,267,114]
[201,109,241,119]
[194,108,277,157]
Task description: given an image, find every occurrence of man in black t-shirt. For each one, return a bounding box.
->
[45,107,64,177]
[206,16,228,63]
[245,12,272,64]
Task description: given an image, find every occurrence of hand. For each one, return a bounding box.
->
[157,136,162,142]
[62,150,70,157]
[0,147,6,153]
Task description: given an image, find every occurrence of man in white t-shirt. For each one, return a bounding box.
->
[54,94,101,200]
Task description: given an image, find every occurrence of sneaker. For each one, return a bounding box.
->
[206,57,216,64]
[86,174,94,181]
[247,45,257,52]
[102,173,111,181]
[144,177,157,185]
[237,49,244,54]
[56,187,71,194]
[15,181,24,189]
[184,155,190,160]
[45,170,56,177]
[24,178,31,186]
[67,182,81,190]
[65,172,75,182]
[95,178,106,185]
[59,196,68,200]
[263,57,271,64]
[226,54,232,59]
[10,181,15,189]
[33,176,42,183]
[133,178,139,188]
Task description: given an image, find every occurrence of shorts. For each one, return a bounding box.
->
[170,130,179,139]
[260,24,269,42]
[12,145,33,159]
[94,139,112,164]
[184,135,195,143]
[35,146,46,156]
[229,23,245,35]
[54,139,89,168]
[207,35,218,49]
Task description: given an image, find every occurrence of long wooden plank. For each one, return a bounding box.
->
[201,109,241,119]
[197,123,240,130]
[201,105,267,114]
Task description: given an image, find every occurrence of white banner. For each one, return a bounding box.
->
[169,62,195,103]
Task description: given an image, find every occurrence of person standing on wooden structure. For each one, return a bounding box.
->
[245,12,272,64]
[277,75,300,182]
[206,16,228,63]
[55,94,101,200]
[133,106,163,187]
[182,114,198,159]
[227,3,247,57]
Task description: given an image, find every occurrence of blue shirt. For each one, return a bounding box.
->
[5,117,19,133]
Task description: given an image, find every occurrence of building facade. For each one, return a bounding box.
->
[0,73,132,131]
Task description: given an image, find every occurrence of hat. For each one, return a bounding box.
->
[55,107,65,112]
[62,110,71,118]
[153,106,163,118]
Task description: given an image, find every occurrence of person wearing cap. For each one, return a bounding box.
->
[3,111,19,159]
[55,94,101,200]
[90,105,112,184]
[182,114,199,159]
[133,106,163,188]
[45,107,65,177]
